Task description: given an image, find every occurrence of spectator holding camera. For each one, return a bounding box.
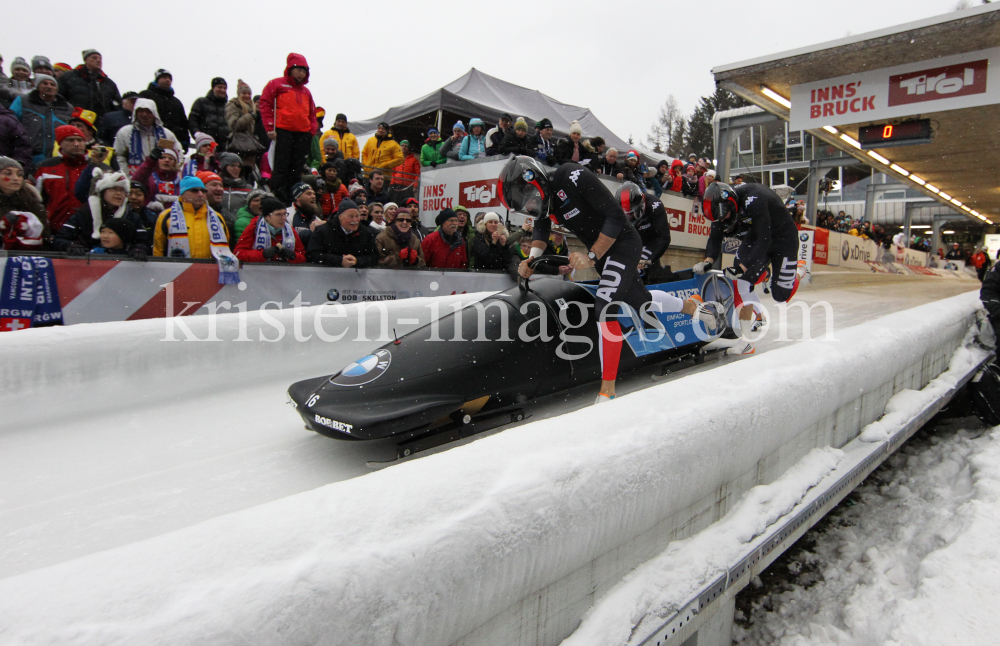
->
[306,198,379,268]
[133,145,181,210]
[114,98,179,177]
[234,196,305,263]
[375,206,425,269]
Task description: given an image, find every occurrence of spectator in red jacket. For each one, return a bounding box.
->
[391,140,421,188]
[319,162,348,216]
[259,53,317,203]
[36,125,89,232]
[234,196,305,263]
[421,208,468,269]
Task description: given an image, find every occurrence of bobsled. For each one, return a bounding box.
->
[287,257,735,462]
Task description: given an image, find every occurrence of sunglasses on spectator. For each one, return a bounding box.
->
[186,188,206,193]
[396,218,413,223]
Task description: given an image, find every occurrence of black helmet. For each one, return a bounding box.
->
[616,182,645,222]
[702,182,740,233]
[498,155,550,218]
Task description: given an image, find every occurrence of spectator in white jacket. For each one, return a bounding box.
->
[113,98,179,177]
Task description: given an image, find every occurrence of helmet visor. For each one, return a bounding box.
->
[506,181,543,217]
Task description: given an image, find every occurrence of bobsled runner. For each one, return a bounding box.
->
[287,256,736,464]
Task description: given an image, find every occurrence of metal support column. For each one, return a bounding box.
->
[805,160,820,226]
[931,216,945,258]
[863,183,909,223]
[903,203,913,246]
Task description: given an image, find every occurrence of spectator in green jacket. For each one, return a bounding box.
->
[233,188,268,240]
[420,128,447,167]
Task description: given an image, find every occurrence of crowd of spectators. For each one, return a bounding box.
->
[1,49,715,274]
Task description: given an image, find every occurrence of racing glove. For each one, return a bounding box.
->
[262,245,280,260]
[278,246,296,261]
[693,260,712,275]
[723,266,744,281]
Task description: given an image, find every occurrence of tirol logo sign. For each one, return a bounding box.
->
[666,207,685,232]
[889,60,988,106]
[459,178,501,210]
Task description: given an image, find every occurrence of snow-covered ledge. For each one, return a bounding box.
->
[0,293,985,646]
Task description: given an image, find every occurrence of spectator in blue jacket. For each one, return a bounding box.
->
[459,118,488,160]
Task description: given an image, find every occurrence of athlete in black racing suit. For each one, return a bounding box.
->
[498,156,722,403]
[696,181,804,354]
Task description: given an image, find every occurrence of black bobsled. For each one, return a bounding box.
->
[287,257,736,461]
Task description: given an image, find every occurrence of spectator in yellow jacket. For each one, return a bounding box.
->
[153,176,230,258]
[319,113,360,162]
[362,121,403,171]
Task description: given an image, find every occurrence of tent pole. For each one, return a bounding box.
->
[436,110,443,132]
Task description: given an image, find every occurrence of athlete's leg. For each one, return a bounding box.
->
[770,245,801,303]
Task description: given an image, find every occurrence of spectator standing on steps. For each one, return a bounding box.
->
[260,54,317,203]
[139,69,190,152]
[57,50,122,125]
[188,77,230,153]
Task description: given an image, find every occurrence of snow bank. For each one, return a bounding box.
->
[0,293,486,431]
[0,293,983,646]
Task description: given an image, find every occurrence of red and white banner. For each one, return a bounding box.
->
[789,47,1000,130]
[418,158,711,251]
[46,258,516,326]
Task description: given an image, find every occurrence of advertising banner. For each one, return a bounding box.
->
[893,245,928,267]
[797,230,814,284]
[812,227,830,265]
[789,47,1000,130]
[837,234,881,270]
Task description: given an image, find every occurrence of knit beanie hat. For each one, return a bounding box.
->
[196,171,222,186]
[160,147,180,163]
[537,117,553,130]
[10,57,30,73]
[260,197,286,216]
[218,152,241,168]
[436,208,458,227]
[0,156,23,172]
[237,79,250,93]
[291,182,311,200]
[99,218,136,246]
[569,120,582,135]
[452,120,465,132]
[179,176,206,195]
[129,180,148,196]
[483,212,501,224]
[32,73,56,87]
[54,62,72,73]
[55,125,84,144]
[335,113,347,122]
[427,127,438,135]
[31,56,52,72]
[337,199,359,215]
[82,49,100,61]
[514,118,528,132]
[193,132,216,151]
[347,181,364,196]
[211,77,227,88]
[155,68,172,80]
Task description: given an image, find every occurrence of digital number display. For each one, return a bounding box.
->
[858,120,932,149]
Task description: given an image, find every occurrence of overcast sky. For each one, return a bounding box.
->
[3,0,963,141]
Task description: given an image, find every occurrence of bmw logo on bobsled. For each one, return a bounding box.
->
[288,258,735,462]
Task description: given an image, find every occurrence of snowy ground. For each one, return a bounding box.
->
[733,412,1000,646]
[0,281,977,581]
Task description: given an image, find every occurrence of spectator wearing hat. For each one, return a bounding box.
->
[36,125,90,232]
[224,80,264,157]
[185,132,220,176]
[197,171,226,221]
[7,58,34,100]
[459,118,488,161]
[127,180,159,241]
[681,163,699,197]
[138,69,190,152]
[130,144,181,214]
[322,138,344,165]
[307,198,379,268]
[0,157,49,251]
[57,50,122,123]
[553,121,596,167]
[52,63,72,80]
[31,56,54,78]
[318,163,348,216]
[234,196,305,264]
[498,118,535,157]
[114,98,179,177]
[420,127,447,167]
[454,205,476,264]
[90,218,138,256]
[362,121,404,171]
[233,188,268,241]
[53,169,147,258]
[485,114,512,157]
[375,206,425,268]
[98,90,137,146]
[218,151,254,190]
[533,117,556,163]
[289,181,321,246]
[472,212,510,270]
[319,113,360,163]
[153,175,230,258]
[188,78,230,153]
[0,101,33,173]
[623,150,648,189]
[594,147,625,180]
[421,208,468,269]
[438,121,466,162]
[60,108,116,167]
[308,107,327,169]
[392,140,420,189]
[698,169,716,199]
[365,169,389,205]
[260,54,318,203]
[347,180,367,205]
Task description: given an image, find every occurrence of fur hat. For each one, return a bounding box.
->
[88,169,129,239]
[99,218,135,246]
[568,120,582,135]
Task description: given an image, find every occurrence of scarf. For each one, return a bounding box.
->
[252,215,295,253]
[0,256,63,331]
[129,123,166,167]
[166,201,240,284]
[151,170,180,204]
[88,197,128,240]
[439,228,464,251]
[571,142,580,162]
[390,223,412,249]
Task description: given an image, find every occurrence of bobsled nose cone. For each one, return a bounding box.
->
[288,376,327,407]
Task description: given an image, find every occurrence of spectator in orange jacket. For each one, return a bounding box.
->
[233,196,306,263]
[259,53,317,203]
[361,121,403,171]
[392,140,420,188]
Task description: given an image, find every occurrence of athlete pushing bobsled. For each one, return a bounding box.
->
[498,156,724,404]
[694,181,806,355]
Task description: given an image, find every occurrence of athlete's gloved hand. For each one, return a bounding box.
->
[692,259,712,275]
[278,246,296,261]
[723,266,744,281]
[262,245,280,260]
